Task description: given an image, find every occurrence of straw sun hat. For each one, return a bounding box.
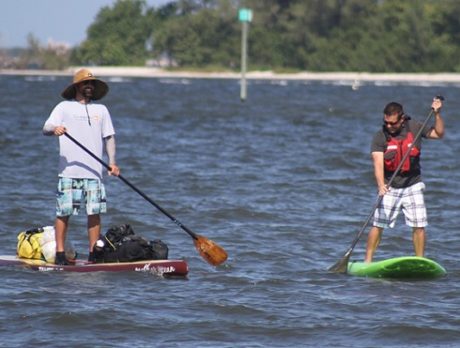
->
[61,68,109,100]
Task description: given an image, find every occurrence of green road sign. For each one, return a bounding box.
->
[238,8,253,22]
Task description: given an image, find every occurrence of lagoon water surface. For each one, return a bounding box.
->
[1,75,460,347]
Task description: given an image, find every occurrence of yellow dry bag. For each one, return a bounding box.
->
[17,227,45,260]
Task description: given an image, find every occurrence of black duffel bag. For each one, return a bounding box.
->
[93,224,169,263]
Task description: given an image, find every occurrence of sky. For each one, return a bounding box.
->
[0,0,171,48]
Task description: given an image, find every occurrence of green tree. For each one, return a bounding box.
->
[73,0,150,66]
[16,34,42,68]
[16,33,70,69]
[65,0,460,72]
[152,0,239,67]
[430,0,460,71]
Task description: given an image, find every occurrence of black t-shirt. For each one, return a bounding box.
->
[370,118,431,188]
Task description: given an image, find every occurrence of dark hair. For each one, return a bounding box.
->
[383,102,404,116]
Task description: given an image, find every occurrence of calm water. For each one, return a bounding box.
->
[1,74,460,347]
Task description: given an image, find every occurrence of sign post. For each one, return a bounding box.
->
[238,8,252,102]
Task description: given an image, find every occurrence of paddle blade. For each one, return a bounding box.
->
[193,235,228,266]
[328,252,351,274]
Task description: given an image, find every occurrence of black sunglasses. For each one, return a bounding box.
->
[383,113,404,126]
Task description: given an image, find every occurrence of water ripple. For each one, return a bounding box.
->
[1,77,459,347]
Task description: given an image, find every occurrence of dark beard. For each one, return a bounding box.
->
[387,127,402,136]
[83,86,94,100]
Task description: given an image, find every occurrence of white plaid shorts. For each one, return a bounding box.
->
[373,182,427,228]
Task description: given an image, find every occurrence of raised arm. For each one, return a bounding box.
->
[427,98,444,139]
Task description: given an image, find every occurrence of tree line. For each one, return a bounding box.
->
[8,0,460,72]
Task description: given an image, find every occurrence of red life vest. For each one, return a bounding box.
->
[384,131,420,173]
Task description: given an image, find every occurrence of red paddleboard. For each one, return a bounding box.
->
[0,255,188,277]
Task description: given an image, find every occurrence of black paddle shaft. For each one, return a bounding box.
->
[329,95,444,272]
[64,132,199,240]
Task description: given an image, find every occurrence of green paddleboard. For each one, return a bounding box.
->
[348,256,446,279]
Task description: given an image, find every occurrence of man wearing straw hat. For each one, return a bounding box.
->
[43,68,120,265]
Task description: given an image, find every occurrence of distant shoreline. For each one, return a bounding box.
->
[2,67,460,83]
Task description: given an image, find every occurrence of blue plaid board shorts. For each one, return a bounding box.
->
[373,182,427,228]
[56,177,107,217]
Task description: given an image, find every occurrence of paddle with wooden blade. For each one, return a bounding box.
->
[64,132,228,266]
[328,96,444,273]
